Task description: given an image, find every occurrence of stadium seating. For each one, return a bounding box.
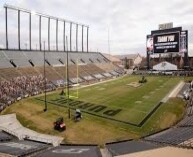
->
[17,67,40,76]
[81,64,104,74]
[102,72,112,78]
[106,140,159,156]
[44,52,64,66]
[5,51,31,67]
[0,51,13,68]
[0,50,124,113]
[145,127,193,147]
[0,131,13,142]
[24,51,45,66]
[110,70,120,76]
[178,115,193,127]
[78,65,95,79]
[35,66,63,81]
[53,66,66,77]
[95,63,118,72]
[0,140,49,157]
[0,68,21,80]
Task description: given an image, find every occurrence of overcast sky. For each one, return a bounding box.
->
[0,0,193,56]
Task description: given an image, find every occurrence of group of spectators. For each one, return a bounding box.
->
[134,70,193,76]
[182,81,193,116]
[173,71,193,77]
[0,75,56,112]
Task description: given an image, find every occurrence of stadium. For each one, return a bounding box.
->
[0,2,193,157]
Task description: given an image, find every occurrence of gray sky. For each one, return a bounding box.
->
[0,0,193,56]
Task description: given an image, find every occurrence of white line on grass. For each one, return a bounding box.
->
[162,81,185,103]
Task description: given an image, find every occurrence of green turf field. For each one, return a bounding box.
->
[37,75,181,125]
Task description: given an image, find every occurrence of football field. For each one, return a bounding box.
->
[37,75,181,126]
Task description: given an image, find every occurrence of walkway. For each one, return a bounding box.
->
[0,114,63,146]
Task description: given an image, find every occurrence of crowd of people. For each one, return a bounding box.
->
[134,70,193,76]
[0,75,56,112]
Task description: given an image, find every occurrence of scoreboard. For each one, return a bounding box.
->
[146,26,188,54]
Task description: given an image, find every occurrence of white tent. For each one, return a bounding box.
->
[153,61,177,71]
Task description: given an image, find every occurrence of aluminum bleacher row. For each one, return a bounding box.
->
[0,50,110,66]
[144,105,193,148]
[0,50,124,113]
[178,116,193,127]
[0,140,102,157]
[0,50,123,81]
[0,139,50,157]
[145,127,193,145]
[0,129,101,157]
[0,131,13,142]
[177,107,193,127]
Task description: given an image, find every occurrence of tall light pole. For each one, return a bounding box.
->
[66,36,70,119]
[43,41,47,112]
[108,27,111,63]
[5,7,8,49]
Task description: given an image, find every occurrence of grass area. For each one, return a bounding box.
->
[2,99,138,146]
[1,75,186,146]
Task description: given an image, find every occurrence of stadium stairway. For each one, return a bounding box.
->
[0,114,63,146]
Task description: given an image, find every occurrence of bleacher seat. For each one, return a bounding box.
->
[0,131,13,141]
[0,51,13,68]
[24,51,44,66]
[0,140,49,156]
[5,51,30,67]
[145,127,193,146]
[177,115,193,127]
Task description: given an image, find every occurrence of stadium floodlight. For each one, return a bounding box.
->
[4,4,89,27]
[3,3,89,52]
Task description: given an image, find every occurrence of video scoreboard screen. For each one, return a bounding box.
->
[153,32,180,53]
[146,27,188,54]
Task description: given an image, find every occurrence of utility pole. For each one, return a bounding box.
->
[66,36,70,119]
